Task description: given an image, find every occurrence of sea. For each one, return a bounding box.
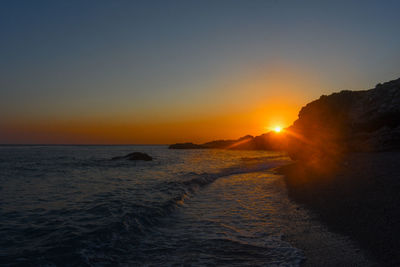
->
[0,145,305,266]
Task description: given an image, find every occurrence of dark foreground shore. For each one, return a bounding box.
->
[278,152,400,266]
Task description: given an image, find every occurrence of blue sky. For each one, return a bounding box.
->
[1,0,400,143]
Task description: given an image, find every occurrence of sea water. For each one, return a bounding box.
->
[0,145,304,266]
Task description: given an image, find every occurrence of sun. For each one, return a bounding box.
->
[273,126,282,133]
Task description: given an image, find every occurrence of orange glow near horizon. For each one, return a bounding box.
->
[1,105,299,144]
[1,63,323,144]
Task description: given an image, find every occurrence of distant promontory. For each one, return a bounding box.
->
[169,133,287,151]
[173,77,400,265]
[170,77,400,161]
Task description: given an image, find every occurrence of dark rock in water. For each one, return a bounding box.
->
[112,152,152,161]
[168,142,206,149]
[286,77,400,161]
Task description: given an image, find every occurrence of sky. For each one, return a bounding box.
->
[1,0,400,144]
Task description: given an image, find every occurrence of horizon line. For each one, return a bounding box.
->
[0,144,169,146]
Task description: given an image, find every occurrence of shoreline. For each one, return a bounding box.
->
[269,169,374,266]
[277,152,400,266]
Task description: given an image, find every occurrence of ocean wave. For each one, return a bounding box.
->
[0,147,296,266]
[80,158,289,252]
[175,158,289,190]
[148,157,290,224]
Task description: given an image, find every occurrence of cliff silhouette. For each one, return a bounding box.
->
[169,77,400,265]
[170,77,400,160]
[286,77,400,162]
[280,77,400,266]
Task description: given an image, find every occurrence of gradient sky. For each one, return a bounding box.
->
[1,0,400,144]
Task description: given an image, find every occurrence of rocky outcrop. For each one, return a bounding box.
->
[169,136,254,150]
[202,135,253,149]
[169,134,286,150]
[112,152,153,161]
[229,132,287,150]
[169,78,400,157]
[169,130,291,151]
[286,78,400,161]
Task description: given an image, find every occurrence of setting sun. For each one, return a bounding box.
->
[274,126,282,133]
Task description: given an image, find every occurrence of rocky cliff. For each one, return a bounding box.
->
[170,78,400,158]
[286,78,400,161]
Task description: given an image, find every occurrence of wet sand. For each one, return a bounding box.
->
[271,174,374,266]
[277,152,400,266]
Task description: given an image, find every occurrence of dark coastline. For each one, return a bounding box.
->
[278,152,400,266]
